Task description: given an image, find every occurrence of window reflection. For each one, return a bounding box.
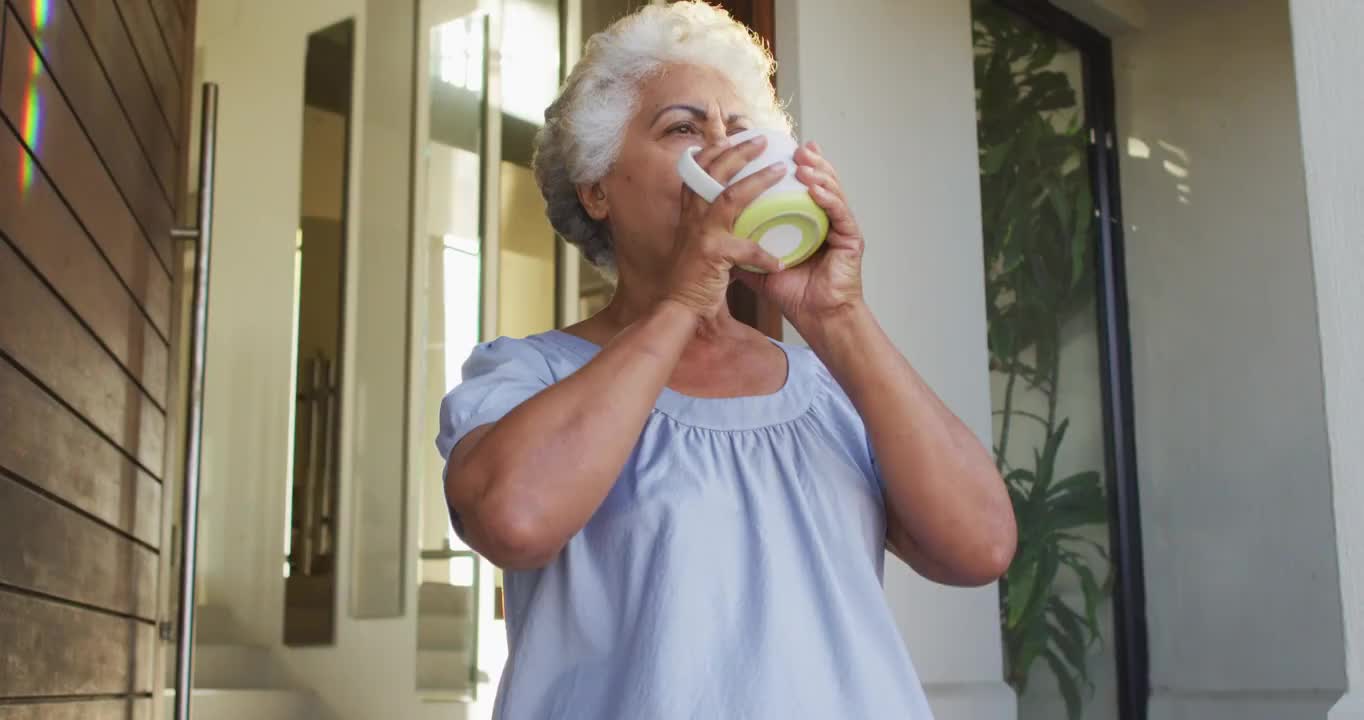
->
[434,16,485,92]
[413,0,562,702]
[501,0,561,124]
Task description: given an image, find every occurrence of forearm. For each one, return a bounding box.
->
[450,300,697,565]
[800,303,1015,585]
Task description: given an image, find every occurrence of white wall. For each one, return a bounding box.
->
[775,1,1013,717]
[346,0,417,621]
[194,0,338,648]
[1287,2,1364,717]
[1114,0,1346,717]
[194,1,471,718]
[497,163,557,338]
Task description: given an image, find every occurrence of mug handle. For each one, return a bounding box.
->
[676,146,726,203]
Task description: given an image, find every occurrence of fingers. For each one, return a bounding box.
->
[795,142,839,182]
[702,134,769,186]
[795,141,857,247]
[682,135,769,219]
[688,138,734,169]
[722,236,785,275]
[706,161,788,227]
[795,142,846,203]
[807,183,863,251]
[795,165,845,203]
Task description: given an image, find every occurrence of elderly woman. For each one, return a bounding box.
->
[436,2,1015,717]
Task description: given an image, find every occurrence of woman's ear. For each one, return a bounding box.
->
[577,182,609,221]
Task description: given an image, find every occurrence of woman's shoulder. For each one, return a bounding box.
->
[780,341,862,417]
[464,331,592,384]
[775,340,833,388]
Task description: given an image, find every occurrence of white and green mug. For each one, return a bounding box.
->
[677,128,829,271]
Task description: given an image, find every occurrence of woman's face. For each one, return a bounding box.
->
[583,63,754,276]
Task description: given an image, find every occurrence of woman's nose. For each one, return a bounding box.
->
[703,122,730,146]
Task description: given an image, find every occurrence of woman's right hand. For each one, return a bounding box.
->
[664,136,788,318]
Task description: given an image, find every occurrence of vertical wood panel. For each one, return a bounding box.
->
[0,128,169,406]
[0,241,165,477]
[0,591,156,697]
[68,0,178,142]
[0,10,173,319]
[0,699,152,720]
[0,360,162,547]
[145,0,185,74]
[11,0,179,194]
[112,0,181,139]
[0,478,158,620]
[0,131,171,344]
[0,0,194,706]
[69,0,180,147]
[0,8,175,271]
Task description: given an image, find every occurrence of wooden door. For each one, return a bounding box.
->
[0,0,198,716]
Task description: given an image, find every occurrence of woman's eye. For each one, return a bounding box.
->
[668,123,699,135]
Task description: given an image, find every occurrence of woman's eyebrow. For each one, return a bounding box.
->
[652,104,707,125]
[651,104,750,127]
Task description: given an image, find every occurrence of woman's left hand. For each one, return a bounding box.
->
[735,141,866,332]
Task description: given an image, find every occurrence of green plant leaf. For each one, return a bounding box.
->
[1056,533,1111,562]
[1023,36,1058,72]
[1069,560,1106,639]
[1006,554,1039,628]
[1048,598,1093,685]
[982,138,1014,175]
[1041,506,1109,534]
[1004,467,1036,488]
[1007,484,1028,511]
[1032,419,1070,498]
[1049,622,1091,690]
[1042,649,1085,720]
[1048,470,1102,501]
[1014,613,1050,693]
[1047,179,1072,236]
[1022,548,1058,626]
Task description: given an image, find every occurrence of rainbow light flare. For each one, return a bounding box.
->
[18,0,52,196]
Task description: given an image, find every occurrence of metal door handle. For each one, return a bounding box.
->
[171,82,219,720]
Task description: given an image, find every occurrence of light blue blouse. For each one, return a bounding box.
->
[436,330,934,719]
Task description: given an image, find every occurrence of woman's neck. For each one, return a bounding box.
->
[587,273,749,347]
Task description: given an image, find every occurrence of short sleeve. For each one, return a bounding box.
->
[435,338,555,540]
[434,337,555,462]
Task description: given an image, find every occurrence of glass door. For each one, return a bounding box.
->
[408,0,563,703]
[971,1,1146,719]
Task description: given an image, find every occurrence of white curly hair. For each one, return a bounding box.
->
[532,1,791,269]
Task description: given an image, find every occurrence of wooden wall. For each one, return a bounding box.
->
[0,0,195,716]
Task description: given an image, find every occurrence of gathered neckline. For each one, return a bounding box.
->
[540,329,820,432]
